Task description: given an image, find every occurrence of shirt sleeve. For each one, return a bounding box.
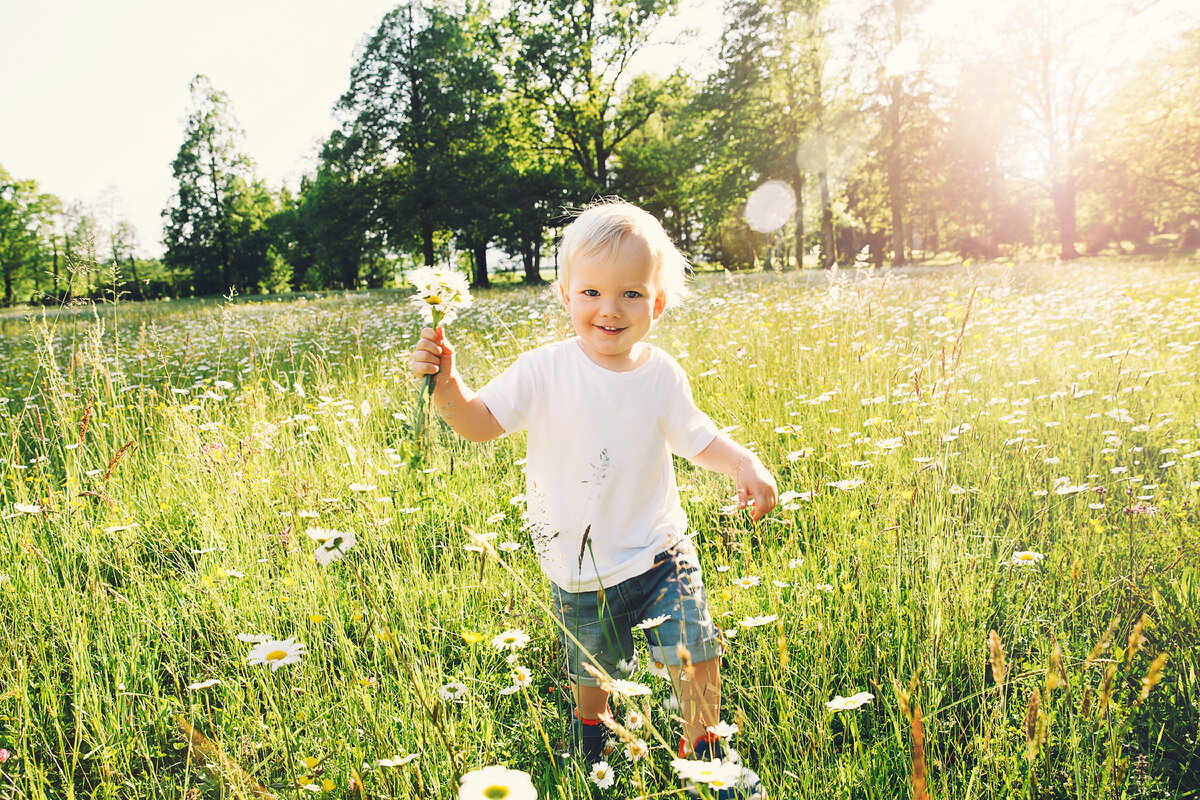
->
[662,358,719,458]
[474,352,536,435]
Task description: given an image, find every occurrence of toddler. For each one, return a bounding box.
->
[410,200,776,798]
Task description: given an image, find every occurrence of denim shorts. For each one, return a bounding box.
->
[550,548,722,687]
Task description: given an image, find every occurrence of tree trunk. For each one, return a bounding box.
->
[793,172,805,270]
[886,76,908,267]
[1051,177,1080,260]
[522,236,543,285]
[472,242,490,288]
[819,169,835,268]
[422,222,435,267]
[129,256,145,301]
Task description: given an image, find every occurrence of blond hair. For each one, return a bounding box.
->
[556,199,690,309]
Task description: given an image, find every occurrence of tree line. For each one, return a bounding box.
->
[2,0,1198,305]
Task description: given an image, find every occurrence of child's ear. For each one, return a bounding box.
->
[652,292,666,319]
[557,281,570,307]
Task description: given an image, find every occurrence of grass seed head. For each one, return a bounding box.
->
[1084,618,1119,671]
[987,630,1007,687]
[1137,653,1168,705]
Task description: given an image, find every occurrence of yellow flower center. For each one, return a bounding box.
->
[266,649,288,662]
[427,294,443,305]
[1018,553,1034,561]
[483,787,509,799]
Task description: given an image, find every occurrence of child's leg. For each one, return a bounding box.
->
[572,682,612,720]
[674,656,722,751]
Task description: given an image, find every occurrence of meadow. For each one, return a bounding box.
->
[1,259,1198,799]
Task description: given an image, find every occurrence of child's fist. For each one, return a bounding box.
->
[411,327,455,378]
[737,457,778,522]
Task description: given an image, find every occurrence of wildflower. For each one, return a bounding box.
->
[187,678,222,690]
[348,482,376,493]
[1124,502,1158,517]
[236,633,270,643]
[647,659,671,679]
[377,753,419,767]
[706,721,739,738]
[13,503,42,514]
[624,739,650,761]
[826,691,874,711]
[814,584,835,593]
[486,512,507,524]
[788,558,804,569]
[247,638,306,671]
[497,541,521,553]
[827,478,864,491]
[589,761,615,789]
[313,529,355,566]
[462,629,485,644]
[662,694,681,713]
[409,266,473,327]
[732,575,761,589]
[949,485,967,495]
[635,614,671,630]
[625,710,645,730]
[779,489,815,509]
[491,629,530,652]
[738,615,779,628]
[1054,482,1089,495]
[458,765,536,800]
[439,681,469,702]
[617,656,639,674]
[1011,550,1044,567]
[671,758,742,785]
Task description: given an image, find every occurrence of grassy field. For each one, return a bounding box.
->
[1,259,1198,799]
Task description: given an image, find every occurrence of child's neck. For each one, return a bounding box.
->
[576,339,651,372]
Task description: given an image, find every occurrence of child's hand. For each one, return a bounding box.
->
[736,456,778,521]
[411,326,455,379]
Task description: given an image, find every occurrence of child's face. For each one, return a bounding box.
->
[560,234,666,372]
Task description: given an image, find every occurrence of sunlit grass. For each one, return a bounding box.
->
[1,259,1197,798]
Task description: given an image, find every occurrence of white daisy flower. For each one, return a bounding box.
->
[246,638,306,671]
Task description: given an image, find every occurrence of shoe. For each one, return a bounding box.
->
[680,736,767,800]
[555,713,607,772]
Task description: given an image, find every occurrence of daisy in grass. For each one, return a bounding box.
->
[626,710,645,730]
[458,765,537,800]
[1011,550,1045,566]
[707,721,739,738]
[439,681,469,702]
[247,638,306,671]
[732,575,761,589]
[635,614,671,630]
[14,503,42,514]
[672,758,742,785]
[826,691,874,711]
[491,629,530,652]
[738,615,779,629]
[312,529,355,566]
[778,489,814,509]
[589,761,616,789]
[827,477,865,491]
[647,659,671,679]
[376,754,419,767]
[624,738,650,761]
[499,665,533,695]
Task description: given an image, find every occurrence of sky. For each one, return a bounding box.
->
[0,0,723,258]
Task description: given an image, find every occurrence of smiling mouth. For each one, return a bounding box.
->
[597,325,624,333]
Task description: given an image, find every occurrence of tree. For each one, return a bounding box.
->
[0,164,47,306]
[163,74,263,294]
[505,0,681,196]
[991,0,1177,259]
[695,0,835,269]
[336,1,505,284]
[1089,24,1200,249]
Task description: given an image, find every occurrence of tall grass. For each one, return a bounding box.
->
[1,259,1197,799]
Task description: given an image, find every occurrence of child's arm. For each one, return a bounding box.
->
[410,326,504,443]
[689,434,778,521]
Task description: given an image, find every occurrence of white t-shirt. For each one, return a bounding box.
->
[475,338,719,592]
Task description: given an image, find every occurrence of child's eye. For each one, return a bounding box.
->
[582,289,599,297]
[623,290,641,299]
